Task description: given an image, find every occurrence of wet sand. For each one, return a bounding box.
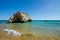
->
[0,30,60,40]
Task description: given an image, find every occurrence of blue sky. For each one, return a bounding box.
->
[0,0,60,20]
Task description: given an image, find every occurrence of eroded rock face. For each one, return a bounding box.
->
[8,11,32,23]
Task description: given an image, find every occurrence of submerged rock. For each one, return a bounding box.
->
[44,20,48,22]
[8,11,32,23]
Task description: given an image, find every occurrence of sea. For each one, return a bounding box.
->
[0,20,60,39]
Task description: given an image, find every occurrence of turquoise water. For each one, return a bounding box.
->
[0,20,60,37]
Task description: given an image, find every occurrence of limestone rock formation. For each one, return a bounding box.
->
[8,11,32,23]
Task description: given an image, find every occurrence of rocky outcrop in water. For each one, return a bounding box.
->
[8,11,32,23]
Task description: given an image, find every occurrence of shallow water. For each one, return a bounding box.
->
[0,20,60,40]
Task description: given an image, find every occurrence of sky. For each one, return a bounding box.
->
[0,0,60,20]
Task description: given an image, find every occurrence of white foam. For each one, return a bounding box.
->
[4,29,21,37]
